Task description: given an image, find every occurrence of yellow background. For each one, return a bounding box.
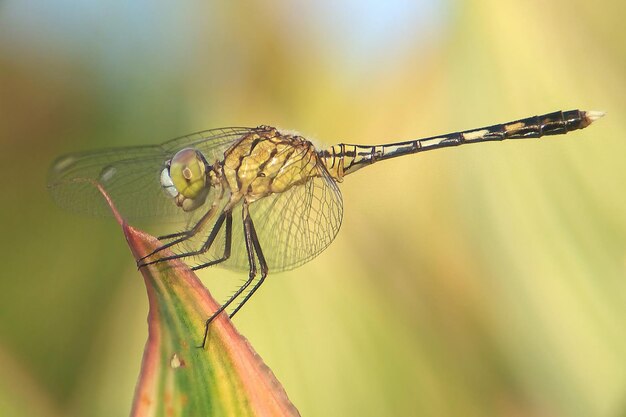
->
[1,1,625,416]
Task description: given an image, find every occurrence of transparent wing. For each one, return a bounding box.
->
[161,127,253,158]
[192,164,343,273]
[48,127,254,221]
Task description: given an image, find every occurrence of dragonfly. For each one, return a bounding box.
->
[49,109,603,347]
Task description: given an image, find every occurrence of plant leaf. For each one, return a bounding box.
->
[95,184,300,417]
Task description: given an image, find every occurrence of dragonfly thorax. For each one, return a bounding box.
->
[160,148,211,212]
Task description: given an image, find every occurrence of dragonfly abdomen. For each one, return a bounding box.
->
[319,109,604,180]
[459,109,598,141]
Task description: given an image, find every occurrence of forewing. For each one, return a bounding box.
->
[48,145,176,219]
[161,127,254,162]
[48,128,253,221]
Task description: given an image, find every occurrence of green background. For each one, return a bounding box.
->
[1,1,625,416]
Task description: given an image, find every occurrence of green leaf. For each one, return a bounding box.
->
[97,185,300,417]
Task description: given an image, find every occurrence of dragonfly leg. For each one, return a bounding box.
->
[138,208,228,268]
[228,208,268,319]
[156,230,192,241]
[199,203,260,348]
[190,211,233,271]
[137,204,218,266]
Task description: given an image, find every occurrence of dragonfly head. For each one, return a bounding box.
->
[161,148,210,211]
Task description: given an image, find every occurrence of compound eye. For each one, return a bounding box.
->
[169,148,207,199]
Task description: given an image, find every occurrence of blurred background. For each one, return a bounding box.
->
[1,0,625,416]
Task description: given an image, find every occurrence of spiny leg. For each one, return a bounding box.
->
[157,230,193,241]
[199,202,260,348]
[137,204,218,266]
[228,210,268,319]
[191,211,233,271]
[139,208,227,268]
